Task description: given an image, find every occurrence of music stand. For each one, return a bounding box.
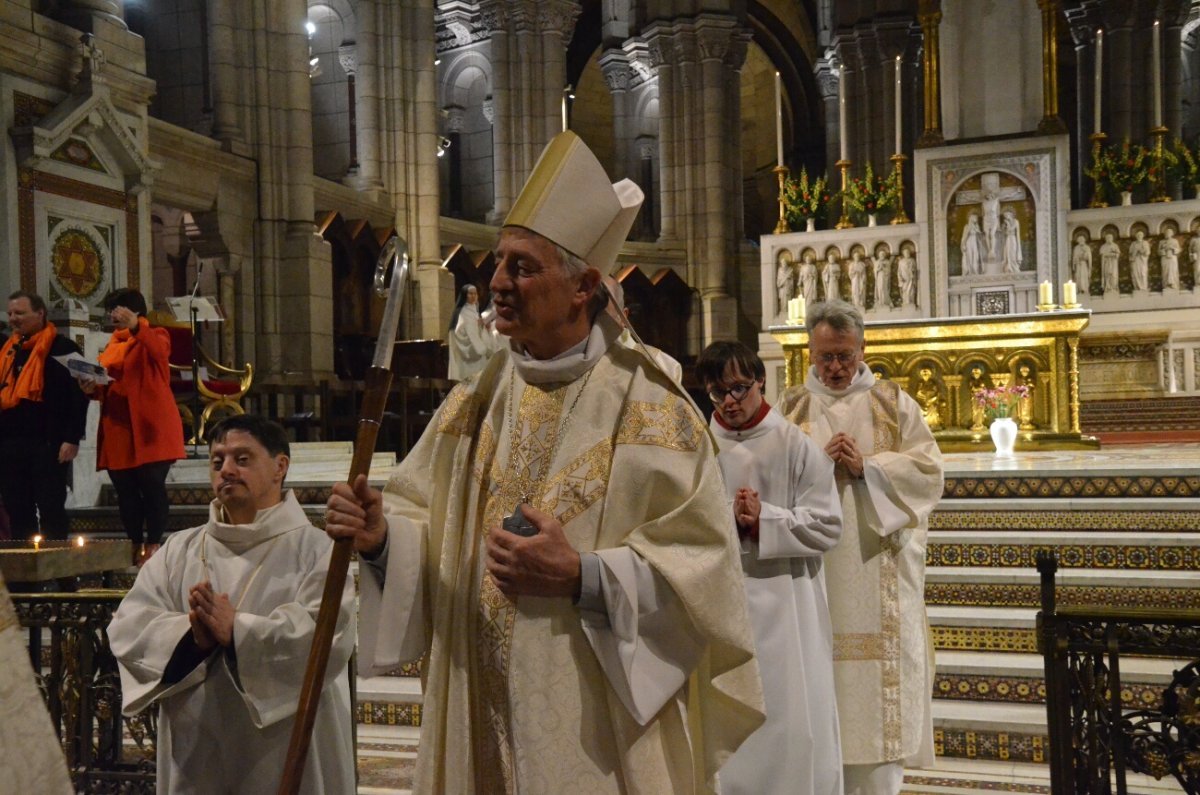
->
[166,296,224,454]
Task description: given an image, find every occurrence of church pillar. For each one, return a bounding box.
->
[599,50,633,183]
[1036,0,1068,134]
[339,46,360,174]
[1164,14,1185,142]
[540,5,576,144]
[815,57,840,191]
[1106,16,1133,142]
[1067,17,1099,204]
[349,0,384,194]
[917,0,945,147]
[482,3,513,222]
[647,35,679,244]
[208,0,246,153]
[51,0,126,32]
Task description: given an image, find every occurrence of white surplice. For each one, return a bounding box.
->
[711,407,844,795]
[107,491,356,795]
[358,314,764,794]
[780,364,943,767]
[448,303,494,381]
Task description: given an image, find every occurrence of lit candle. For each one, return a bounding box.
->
[838,65,848,162]
[1093,29,1103,132]
[1063,280,1077,305]
[32,534,42,551]
[75,535,86,548]
[1039,280,1054,306]
[894,55,903,154]
[561,94,568,132]
[775,71,784,168]
[1152,21,1161,128]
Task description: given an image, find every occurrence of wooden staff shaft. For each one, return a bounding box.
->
[278,365,393,795]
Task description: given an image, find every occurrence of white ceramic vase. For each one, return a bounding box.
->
[806,217,816,233]
[989,416,1018,457]
[867,213,878,227]
[1120,191,1133,206]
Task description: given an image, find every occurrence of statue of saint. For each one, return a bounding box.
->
[1158,229,1181,290]
[1016,363,1036,430]
[873,250,891,309]
[776,254,796,317]
[1071,235,1092,295]
[966,365,991,432]
[913,366,943,431]
[960,212,983,275]
[848,251,867,308]
[981,189,1001,262]
[1100,233,1121,293]
[1190,234,1200,289]
[1129,230,1151,292]
[898,246,917,307]
[822,252,841,301]
[798,251,819,305]
[1001,211,1022,273]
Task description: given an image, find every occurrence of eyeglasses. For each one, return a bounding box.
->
[814,352,858,366]
[707,382,756,404]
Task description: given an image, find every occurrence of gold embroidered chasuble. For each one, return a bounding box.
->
[779,365,943,766]
[358,336,764,794]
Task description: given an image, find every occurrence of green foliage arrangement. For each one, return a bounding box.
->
[843,163,900,215]
[1168,137,1199,187]
[1087,139,1154,194]
[782,167,833,228]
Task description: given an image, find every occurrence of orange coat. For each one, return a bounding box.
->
[95,321,186,471]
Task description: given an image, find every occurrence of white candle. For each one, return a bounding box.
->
[775,71,784,167]
[894,56,902,154]
[797,295,806,322]
[561,94,568,132]
[838,66,848,162]
[1152,20,1162,128]
[32,534,42,551]
[1063,280,1077,305]
[1093,29,1103,132]
[1039,280,1053,306]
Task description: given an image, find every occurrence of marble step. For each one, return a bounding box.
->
[924,566,1200,610]
[903,757,1179,795]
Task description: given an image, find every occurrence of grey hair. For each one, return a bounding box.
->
[805,299,864,341]
[551,242,589,279]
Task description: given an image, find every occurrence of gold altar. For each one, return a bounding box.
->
[770,309,1100,451]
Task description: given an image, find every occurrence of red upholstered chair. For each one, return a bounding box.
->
[149,311,254,443]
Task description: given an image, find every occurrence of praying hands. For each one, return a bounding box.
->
[824,432,865,479]
[188,581,235,651]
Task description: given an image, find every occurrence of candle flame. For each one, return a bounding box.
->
[75,536,86,547]
[32,534,42,550]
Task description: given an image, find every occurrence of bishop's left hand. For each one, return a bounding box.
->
[485,504,582,599]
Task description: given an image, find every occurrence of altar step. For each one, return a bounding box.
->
[1081,394,1200,435]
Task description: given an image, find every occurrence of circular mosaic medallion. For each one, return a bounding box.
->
[51,227,105,298]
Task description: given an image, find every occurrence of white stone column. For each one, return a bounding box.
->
[208,0,245,152]
[352,0,384,193]
[647,31,678,243]
[599,50,633,182]
[481,2,513,221]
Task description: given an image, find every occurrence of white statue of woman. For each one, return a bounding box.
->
[776,255,796,317]
[960,213,983,275]
[873,250,891,309]
[822,252,842,301]
[898,246,917,307]
[798,252,819,305]
[1100,233,1121,293]
[1001,210,1022,273]
[1129,230,1150,292]
[1071,235,1092,295]
[1189,234,1200,289]
[849,251,868,308]
[1158,229,1181,290]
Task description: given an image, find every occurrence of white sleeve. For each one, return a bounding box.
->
[356,514,429,676]
[757,433,843,559]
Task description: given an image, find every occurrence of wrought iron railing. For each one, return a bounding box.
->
[1037,552,1200,794]
[12,590,156,793]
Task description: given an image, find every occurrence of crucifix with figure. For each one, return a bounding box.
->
[956,172,1025,274]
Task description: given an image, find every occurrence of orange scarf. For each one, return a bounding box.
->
[98,316,147,376]
[0,323,57,410]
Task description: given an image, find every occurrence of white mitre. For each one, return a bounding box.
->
[503,130,644,273]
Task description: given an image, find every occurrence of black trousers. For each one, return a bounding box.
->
[107,461,174,546]
[0,438,71,540]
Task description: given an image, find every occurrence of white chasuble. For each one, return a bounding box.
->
[779,364,943,766]
[358,320,764,794]
[107,491,357,795]
[711,408,845,795]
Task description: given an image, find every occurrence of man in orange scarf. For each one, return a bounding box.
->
[0,292,89,539]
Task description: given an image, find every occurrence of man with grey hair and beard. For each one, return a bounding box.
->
[779,299,943,795]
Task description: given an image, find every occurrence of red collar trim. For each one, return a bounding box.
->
[713,399,771,432]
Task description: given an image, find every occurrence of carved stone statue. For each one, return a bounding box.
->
[849,251,867,308]
[966,364,991,432]
[822,252,841,301]
[1129,230,1150,292]
[1190,234,1200,289]
[873,250,891,309]
[982,188,1001,263]
[1158,228,1180,290]
[1100,233,1121,293]
[1071,235,1092,295]
[1015,363,1036,430]
[898,246,917,307]
[1001,210,1022,273]
[960,212,983,276]
[798,251,819,305]
[776,254,796,317]
[913,366,943,431]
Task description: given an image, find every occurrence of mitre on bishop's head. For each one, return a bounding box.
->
[503,130,645,274]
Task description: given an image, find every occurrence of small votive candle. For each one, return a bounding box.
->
[32,534,42,551]
[1062,280,1077,306]
[1038,280,1054,306]
[75,535,86,548]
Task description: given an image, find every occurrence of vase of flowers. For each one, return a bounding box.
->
[1092,139,1152,199]
[782,167,832,232]
[844,163,900,224]
[973,384,1031,457]
[1168,137,1200,198]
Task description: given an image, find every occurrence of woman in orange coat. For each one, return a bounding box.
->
[86,289,185,565]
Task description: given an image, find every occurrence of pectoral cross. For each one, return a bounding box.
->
[955,172,1025,272]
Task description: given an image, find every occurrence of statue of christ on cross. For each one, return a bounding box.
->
[955,172,1026,274]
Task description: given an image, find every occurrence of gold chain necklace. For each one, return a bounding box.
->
[505,363,594,502]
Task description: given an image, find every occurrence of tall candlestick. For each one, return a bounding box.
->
[894,56,902,154]
[1093,29,1103,132]
[838,65,848,162]
[1152,20,1162,128]
[775,71,784,167]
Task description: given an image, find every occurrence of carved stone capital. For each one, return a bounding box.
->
[481,97,495,125]
[444,104,466,133]
[478,1,508,34]
[539,0,581,38]
[599,50,632,92]
[337,45,357,77]
[637,135,657,159]
[814,56,840,100]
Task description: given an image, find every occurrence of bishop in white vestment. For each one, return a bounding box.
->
[108,417,356,795]
[699,342,844,795]
[779,300,943,795]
